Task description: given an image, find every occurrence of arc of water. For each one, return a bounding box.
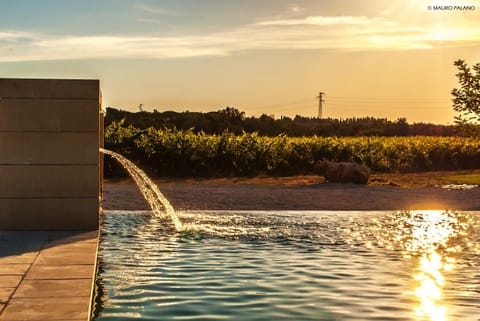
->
[100,148,182,231]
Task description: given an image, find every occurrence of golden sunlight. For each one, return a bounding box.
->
[405,210,457,253]
[429,28,458,42]
[414,251,447,321]
[405,211,457,321]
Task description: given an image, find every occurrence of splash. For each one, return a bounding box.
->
[100,148,182,231]
[100,149,272,237]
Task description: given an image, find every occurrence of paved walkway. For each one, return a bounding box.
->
[0,230,98,321]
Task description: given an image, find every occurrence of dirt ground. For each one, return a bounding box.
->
[101,172,480,211]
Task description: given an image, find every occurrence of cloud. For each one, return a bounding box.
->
[0,31,34,42]
[256,15,391,26]
[135,3,178,24]
[0,14,479,62]
[0,33,229,62]
[288,4,305,13]
[135,3,177,16]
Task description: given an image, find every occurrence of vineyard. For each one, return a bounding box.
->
[104,122,480,177]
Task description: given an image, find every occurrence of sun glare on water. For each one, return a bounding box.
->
[414,251,449,321]
[403,211,457,321]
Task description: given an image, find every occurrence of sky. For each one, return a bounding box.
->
[1,0,479,124]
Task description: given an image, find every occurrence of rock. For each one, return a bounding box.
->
[318,161,370,184]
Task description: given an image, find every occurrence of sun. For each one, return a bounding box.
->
[428,28,458,42]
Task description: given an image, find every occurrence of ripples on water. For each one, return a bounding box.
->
[93,210,480,321]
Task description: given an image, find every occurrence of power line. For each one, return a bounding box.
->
[246,94,450,117]
[327,103,451,110]
[328,95,448,102]
[328,99,450,105]
[329,100,448,104]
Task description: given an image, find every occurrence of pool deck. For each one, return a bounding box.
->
[0,230,98,321]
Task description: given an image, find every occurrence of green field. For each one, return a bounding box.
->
[104,122,480,177]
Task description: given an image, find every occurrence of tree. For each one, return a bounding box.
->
[451,59,480,127]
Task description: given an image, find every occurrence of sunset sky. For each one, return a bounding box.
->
[1,0,479,123]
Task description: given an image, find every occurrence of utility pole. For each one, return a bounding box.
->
[316,91,325,118]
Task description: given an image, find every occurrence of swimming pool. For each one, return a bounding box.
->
[92,210,480,321]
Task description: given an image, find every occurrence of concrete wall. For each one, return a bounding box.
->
[0,79,101,230]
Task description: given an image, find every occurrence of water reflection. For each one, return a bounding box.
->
[397,210,464,321]
[95,211,480,321]
[148,210,476,321]
[414,251,447,321]
[346,210,480,321]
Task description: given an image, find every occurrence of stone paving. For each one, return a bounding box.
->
[0,230,98,321]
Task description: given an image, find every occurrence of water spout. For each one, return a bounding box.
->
[100,148,182,231]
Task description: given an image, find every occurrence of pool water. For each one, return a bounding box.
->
[93,210,480,321]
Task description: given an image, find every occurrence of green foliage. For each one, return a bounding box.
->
[104,122,480,178]
[452,59,480,131]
